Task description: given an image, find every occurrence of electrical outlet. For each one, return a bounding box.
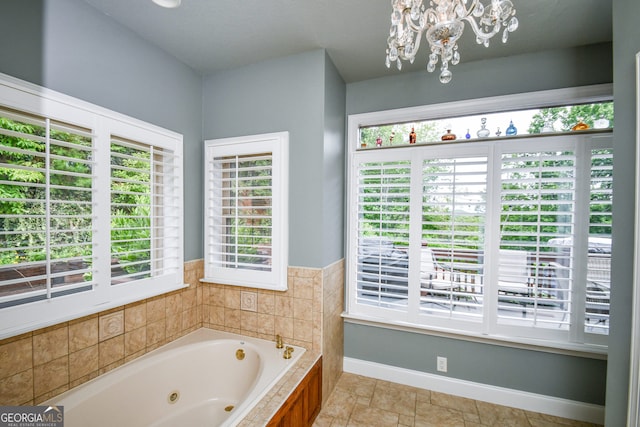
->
[437,356,448,372]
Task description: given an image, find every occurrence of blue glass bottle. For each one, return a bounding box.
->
[506,120,517,136]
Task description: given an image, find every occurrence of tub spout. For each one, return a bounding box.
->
[275,334,283,349]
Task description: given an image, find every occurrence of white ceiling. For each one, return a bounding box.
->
[82,0,612,83]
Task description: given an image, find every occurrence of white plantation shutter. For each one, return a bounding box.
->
[355,159,411,311]
[204,132,288,291]
[420,156,487,320]
[584,147,613,334]
[110,137,182,286]
[0,108,96,308]
[347,132,613,347]
[497,148,576,331]
[210,153,273,271]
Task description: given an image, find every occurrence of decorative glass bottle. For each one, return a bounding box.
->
[593,115,610,129]
[506,120,517,136]
[541,120,554,133]
[465,129,471,139]
[409,127,417,144]
[476,118,490,138]
[441,129,456,141]
[572,118,589,131]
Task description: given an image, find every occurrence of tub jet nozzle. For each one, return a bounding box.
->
[236,349,245,360]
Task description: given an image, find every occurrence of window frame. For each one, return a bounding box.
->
[202,132,289,291]
[345,84,612,354]
[0,73,185,339]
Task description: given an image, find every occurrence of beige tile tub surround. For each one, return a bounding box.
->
[0,259,203,405]
[202,263,340,352]
[202,259,345,407]
[0,258,345,417]
[322,259,345,405]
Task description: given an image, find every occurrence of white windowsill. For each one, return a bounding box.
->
[342,312,608,360]
[0,282,189,341]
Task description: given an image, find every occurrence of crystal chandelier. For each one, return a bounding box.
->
[385,0,518,84]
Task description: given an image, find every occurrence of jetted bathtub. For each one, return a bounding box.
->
[46,328,305,427]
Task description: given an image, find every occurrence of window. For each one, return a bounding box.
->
[203,132,288,291]
[0,110,95,307]
[347,86,612,350]
[110,137,182,286]
[0,74,184,339]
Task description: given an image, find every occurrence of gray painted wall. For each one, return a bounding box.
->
[344,44,613,406]
[345,323,606,404]
[323,52,346,266]
[347,42,612,115]
[202,49,346,268]
[0,1,44,85]
[0,0,204,261]
[607,0,640,424]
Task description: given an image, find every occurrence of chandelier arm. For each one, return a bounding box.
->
[424,7,437,23]
[402,29,425,60]
[455,0,475,19]
[390,8,428,61]
[404,16,427,34]
[462,15,501,41]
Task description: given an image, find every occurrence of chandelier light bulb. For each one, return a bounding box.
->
[385,0,517,84]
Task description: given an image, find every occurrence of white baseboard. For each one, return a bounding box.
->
[343,357,604,425]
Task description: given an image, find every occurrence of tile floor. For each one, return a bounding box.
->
[313,372,603,427]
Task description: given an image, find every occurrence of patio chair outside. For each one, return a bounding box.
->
[420,247,456,291]
[586,254,610,324]
[497,249,530,295]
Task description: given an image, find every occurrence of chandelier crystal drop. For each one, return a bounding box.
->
[385,0,518,84]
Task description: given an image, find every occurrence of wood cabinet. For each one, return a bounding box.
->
[267,357,322,427]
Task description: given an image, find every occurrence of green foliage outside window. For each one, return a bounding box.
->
[0,116,93,266]
[360,101,614,147]
[225,156,273,269]
[110,143,153,278]
[1,116,155,280]
[528,103,614,133]
[358,162,411,246]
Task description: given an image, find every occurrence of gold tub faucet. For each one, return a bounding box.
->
[283,346,294,360]
[276,334,283,349]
